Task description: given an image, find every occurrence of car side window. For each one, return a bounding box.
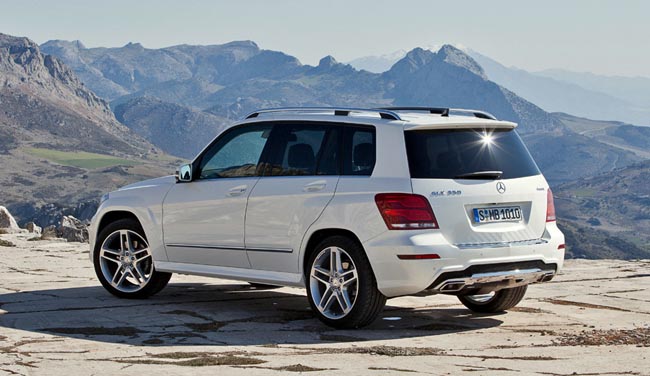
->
[198,124,272,179]
[343,126,376,176]
[261,124,339,176]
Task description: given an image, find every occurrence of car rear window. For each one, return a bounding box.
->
[404,128,540,179]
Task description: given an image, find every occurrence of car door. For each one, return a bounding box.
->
[245,122,341,273]
[162,123,273,268]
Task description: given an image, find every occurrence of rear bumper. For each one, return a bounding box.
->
[426,260,556,295]
[362,222,565,297]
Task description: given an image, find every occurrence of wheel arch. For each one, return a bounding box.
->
[96,210,143,237]
[301,228,365,275]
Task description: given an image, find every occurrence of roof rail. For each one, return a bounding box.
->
[377,107,498,120]
[244,107,402,121]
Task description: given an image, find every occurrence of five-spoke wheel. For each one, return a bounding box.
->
[93,218,171,299]
[309,246,359,319]
[99,229,153,293]
[306,236,386,328]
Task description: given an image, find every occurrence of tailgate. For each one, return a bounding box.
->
[404,127,548,246]
[412,176,548,245]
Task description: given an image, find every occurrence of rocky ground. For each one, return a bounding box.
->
[0,232,648,376]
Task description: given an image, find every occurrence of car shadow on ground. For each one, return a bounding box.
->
[0,282,504,346]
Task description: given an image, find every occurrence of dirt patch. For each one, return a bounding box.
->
[141,338,164,345]
[272,364,327,372]
[414,322,472,331]
[369,366,417,372]
[553,328,650,347]
[0,239,16,247]
[458,354,558,361]
[184,322,224,332]
[150,351,253,359]
[161,309,225,332]
[510,306,552,314]
[461,365,518,372]
[161,309,211,321]
[544,298,632,312]
[119,355,266,367]
[44,326,144,337]
[506,327,557,336]
[319,334,364,342]
[310,345,445,357]
[607,289,645,294]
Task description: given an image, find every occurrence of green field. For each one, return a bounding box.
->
[24,147,138,169]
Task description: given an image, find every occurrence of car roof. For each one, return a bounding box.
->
[239,107,518,130]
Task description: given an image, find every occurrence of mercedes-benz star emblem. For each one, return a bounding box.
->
[496,181,506,194]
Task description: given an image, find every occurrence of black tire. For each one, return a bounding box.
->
[248,282,281,289]
[305,235,386,329]
[93,218,171,299]
[458,285,528,313]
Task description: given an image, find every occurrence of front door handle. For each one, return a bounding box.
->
[227,185,248,196]
[303,180,327,192]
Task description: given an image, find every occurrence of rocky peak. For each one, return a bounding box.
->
[41,39,86,51]
[1,32,156,157]
[436,44,486,79]
[384,47,434,78]
[403,47,434,67]
[0,33,43,73]
[123,42,144,49]
[1,33,113,118]
[318,55,338,69]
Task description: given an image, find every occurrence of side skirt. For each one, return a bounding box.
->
[155,261,305,287]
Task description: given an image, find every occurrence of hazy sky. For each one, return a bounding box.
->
[3,0,649,77]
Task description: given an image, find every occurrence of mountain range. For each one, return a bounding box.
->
[40,40,643,185]
[1,32,648,258]
[348,48,650,126]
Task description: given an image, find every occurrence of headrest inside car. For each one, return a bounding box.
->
[288,143,315,170]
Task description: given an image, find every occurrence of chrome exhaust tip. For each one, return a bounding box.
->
[439,280,467,292]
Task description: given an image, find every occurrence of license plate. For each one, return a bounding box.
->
[473,206,522,223]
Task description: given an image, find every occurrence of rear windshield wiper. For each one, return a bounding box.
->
[454,171,503,180]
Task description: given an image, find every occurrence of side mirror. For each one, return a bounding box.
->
[176,164,193,182]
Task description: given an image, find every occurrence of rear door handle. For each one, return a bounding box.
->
[303,180,327,192]
[227,185,248,196]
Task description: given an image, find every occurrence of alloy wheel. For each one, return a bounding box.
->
[309,246,359,319]
[98,229,153,293]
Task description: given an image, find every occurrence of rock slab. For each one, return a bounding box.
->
[0,205,20,232]
[57,215,89,242]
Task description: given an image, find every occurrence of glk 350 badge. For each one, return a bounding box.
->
[431,190,462,197]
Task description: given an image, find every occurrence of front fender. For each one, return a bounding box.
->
[89,186,172,265]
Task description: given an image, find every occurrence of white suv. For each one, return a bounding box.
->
[90,107,565,328]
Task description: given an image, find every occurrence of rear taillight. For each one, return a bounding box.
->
[546,188,556,222]
[375,193,439,230]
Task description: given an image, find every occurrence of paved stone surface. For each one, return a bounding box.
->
[1,232,649,375]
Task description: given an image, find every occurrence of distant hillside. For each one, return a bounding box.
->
[553,113,650,158]
[558,220,650,260]
[556,160,650,257]
[469,51,650,126]
[537,69,650,111]
[347,49,407,73]
[114,97,229,159]
[0,33,177,225]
